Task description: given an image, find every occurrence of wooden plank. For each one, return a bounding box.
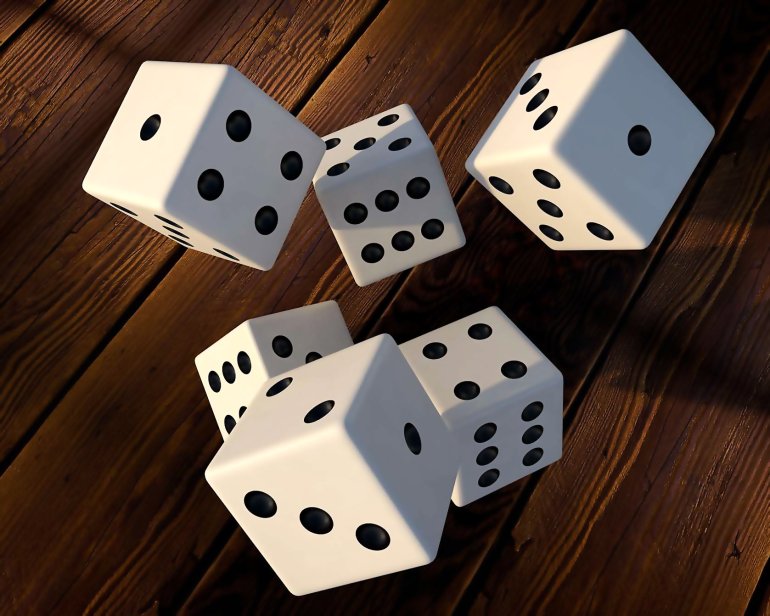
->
[464,69,770,615]
[0,0,48,46]
[0,0,381,468]
[0,0,596,612]
[179,2,770,615]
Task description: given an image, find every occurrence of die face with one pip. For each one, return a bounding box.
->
[466,30,714,250]
[399,307,562,506]
[205,335,458,595]
[83,61,324,269]
[313,104,465,286]
[195,301,353,439]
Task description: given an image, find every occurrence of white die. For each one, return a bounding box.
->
[195,301,353,439]
[399,307,562,506]
[205,335,458,595]
[313,104,465,286]
[466,30,714,250]
[82,61,324,269]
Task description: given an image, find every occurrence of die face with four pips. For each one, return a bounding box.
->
[399,307,563,506]
[82,61,324,269]
[313,104,466,286]
[466,30,714,250]
[194,301,353,440]
[205,335,458,595]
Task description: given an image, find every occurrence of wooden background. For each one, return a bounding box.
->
[0,0,768,613]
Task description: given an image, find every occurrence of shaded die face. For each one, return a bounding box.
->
[204,348,255,435]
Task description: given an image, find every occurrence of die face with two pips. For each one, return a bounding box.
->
[82,61,324,269]
[205,335,458,595]
[399,307,563,506]
[194,301,353,440]
[466,30,714,250]
[313,104,466,286]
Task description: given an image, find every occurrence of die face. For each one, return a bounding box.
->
[195,301,353,439]
[450,378,562,506]
[399,307,563,506]
[83,61,324,269]
[467,30,713,250]
[206,335,456,595]
[313,105,465,286]
[195,321,266,439]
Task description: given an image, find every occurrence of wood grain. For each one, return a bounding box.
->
[180,2,770,613]
[0,0,381,469]
[0,0,596,612]
[466,68,770,615]
[1,0,768,613]
[0,0,48,46]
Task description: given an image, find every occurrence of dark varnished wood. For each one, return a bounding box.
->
[0,0,383,610]
[0,0,768,614]
[0,0,381,468]
[0,0,48,46]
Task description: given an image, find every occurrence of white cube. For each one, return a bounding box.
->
[399,307,562,506]
[466,30,714,250]
[205,335,458,595]
[313,104,465,286]
[83,61,324,269]
[195,301,353,439]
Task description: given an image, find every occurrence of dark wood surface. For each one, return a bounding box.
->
[0,1,767,613]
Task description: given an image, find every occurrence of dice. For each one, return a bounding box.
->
[399,307,562,506]
[195,301,353,439]
[205,335,458,595]
[82,61,324,269]
[313,104,465,286]
[466,30,714,250]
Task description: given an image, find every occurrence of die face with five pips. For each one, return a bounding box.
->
[82,61,324,270]
[313,104,466,286]
[399,307,563,506]
[466,30,714,250]
[194,301,353,440]
[205,335,458,595]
